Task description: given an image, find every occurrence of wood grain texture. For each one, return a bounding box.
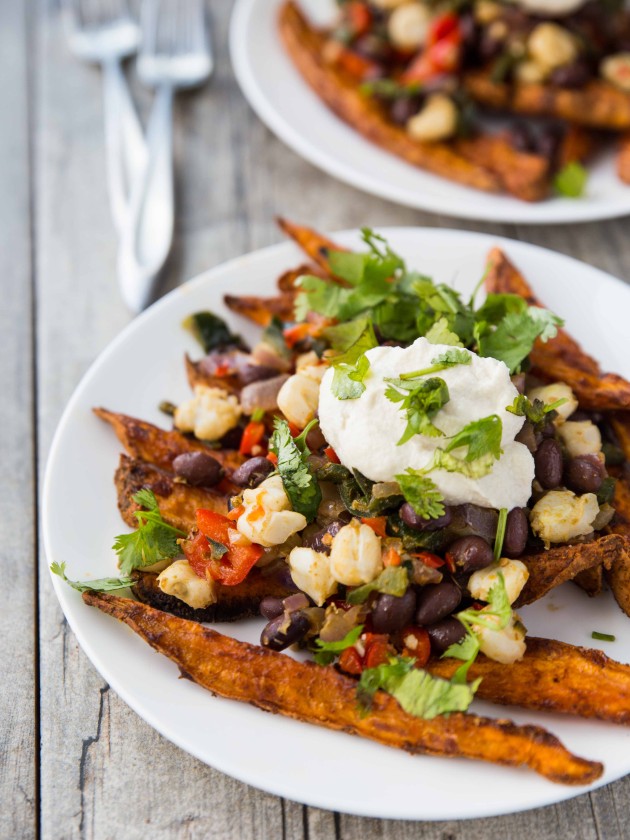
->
[0,2,37,839]
[15,0,630,836]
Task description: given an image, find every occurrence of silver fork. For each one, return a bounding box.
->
[63,0,147,234]
[118,0,213,313]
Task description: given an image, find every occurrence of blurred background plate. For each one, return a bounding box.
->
[230,0,630,225]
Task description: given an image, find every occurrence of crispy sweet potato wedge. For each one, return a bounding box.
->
[573,565,604,598]
[223,291,297,328]
[279,2,501,195]
[115,454,228,532]
[83,591,602,785]
[132,570,293,623]
[484,248,630,409]
[95,408,244,473]
[604,476,630,615]
[516,535,623,606]
[610,414,630,460]
[618,133,630,184]
[455,133,551,202]
[463,70,630,131]
[428,637,630,725]
[276,217,348,272]
[557,126,600,170]
[183,354,243,396]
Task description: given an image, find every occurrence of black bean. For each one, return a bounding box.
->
[503,508,529,558]
[426,618,466,655]
[535,438,564,489]
[389,96,422,126]
[540,419,556,439]
[303,519,347,555]
[515,421,539,453]
[260,597,284,620]
[371,589,417,635]
[446,536,494,574]
[565,455,605,494]
[260,612,310,651]
[220,425,245,450]
[415,581,462,626]
[549,61,592,89]
[231,456,274,488]
[534,125,563,164]
[478,31,503,62]
[400,502,453,532]
[306,424,327,452]
[172,451,224,487]
[449,504,498,542]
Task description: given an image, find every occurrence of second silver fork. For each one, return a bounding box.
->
[118,0,213,314]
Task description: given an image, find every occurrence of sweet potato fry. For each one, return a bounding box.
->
[484,248,630,409]
[463,70,630,131]
[83,591,603,785]
[604,476,630,615]
[427,636,630,725]
[557,126,600,170]
[276,217,347,272]
[95,408,244,473]
[516,535,623,606]
[183,354,244,396]
[278,2,501,194]
[115,454,228,532]
[132,570,293,623]
[223,291,297,328]
[573,565,604,598]
[455,133,551,202]
[618,133,630,184]
[610,414,630,460]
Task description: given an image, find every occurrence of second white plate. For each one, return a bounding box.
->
[230,0,630,225]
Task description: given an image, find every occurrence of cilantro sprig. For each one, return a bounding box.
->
[399,348,471,380]
[51,561,135,593]
[329,320,378,400]
[269,418,322,522]
[506,394,567,428]
[395,469,445,521]
[358,655,480,720]
[385,377,450,445]
[443,573,512,683]
[313,625,364,666]
[113,489,186,575]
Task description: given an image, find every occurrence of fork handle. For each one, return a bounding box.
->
[102,58,146,233]
[118,84,175,313]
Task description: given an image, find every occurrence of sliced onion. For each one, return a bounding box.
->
[252,341,292,372]
[240,374,289,414]
[283,593,311,613]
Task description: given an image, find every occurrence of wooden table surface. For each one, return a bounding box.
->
[5,1,630,837]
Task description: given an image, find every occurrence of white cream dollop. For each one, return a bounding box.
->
[318,338,534,510]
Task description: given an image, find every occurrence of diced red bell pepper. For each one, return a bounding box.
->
[183,509,263,586]
[361,516,388,539]
[338,646,363,676]
[382,546,402,567]
[363,634,391,669]
[426,12,460,48]
[411,550,445,569]
[402,13,462,83]
[324,446,340,464]
[400,626,431,668]
[239,420,266,456]
[345,1,372,37]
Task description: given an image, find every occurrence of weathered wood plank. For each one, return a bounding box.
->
[0,2,37,839]
[33,0,630,838]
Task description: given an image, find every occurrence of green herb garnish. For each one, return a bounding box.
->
[399,348,472,379]
[113,489,186,575]
[346,566,409,605]
[554,161,588,198]
[358,655,480,719]
[269,418,322,523]
[51,561,135,593]
[494,508,508,562]
[313,625,364,666]
[506,394,567,427]
[591,631,616,642]
[330,321,378,400]
[385,376,450,444]
[395,469,445,521]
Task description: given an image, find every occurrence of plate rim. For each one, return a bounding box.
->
[43,227,630,820]
[229,0,630,226]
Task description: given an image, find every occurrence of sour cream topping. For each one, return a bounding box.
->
[512,0,587,16]
[318,338,535,510]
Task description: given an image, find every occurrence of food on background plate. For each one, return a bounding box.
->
[54,219,630,783]
[278,1,630,200]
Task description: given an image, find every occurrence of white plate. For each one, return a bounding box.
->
[230,0,630,225]
[45,229,630,820]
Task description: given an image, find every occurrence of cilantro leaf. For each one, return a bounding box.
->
[424,317,464,347]
[395,469,445,521]
[321,316,371,352]
[113,490,186,575]
[346,566,409,605]
[269,418,322,523]
[494,508,508,562]
[430,449,497,479]
[444,414,503,462]
[400,348,471,380]
[443,631,481,684]
[358,655,480,719]
[330,321,377,400]
[554,161,588,198]
[506,394,566,427]
[476,309,563,373]
[51,561,134,593]
[313,624,364,665]
[385,377,450,444]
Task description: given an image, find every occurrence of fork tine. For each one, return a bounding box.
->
[140,0,160,55]
[185,0,208,53]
